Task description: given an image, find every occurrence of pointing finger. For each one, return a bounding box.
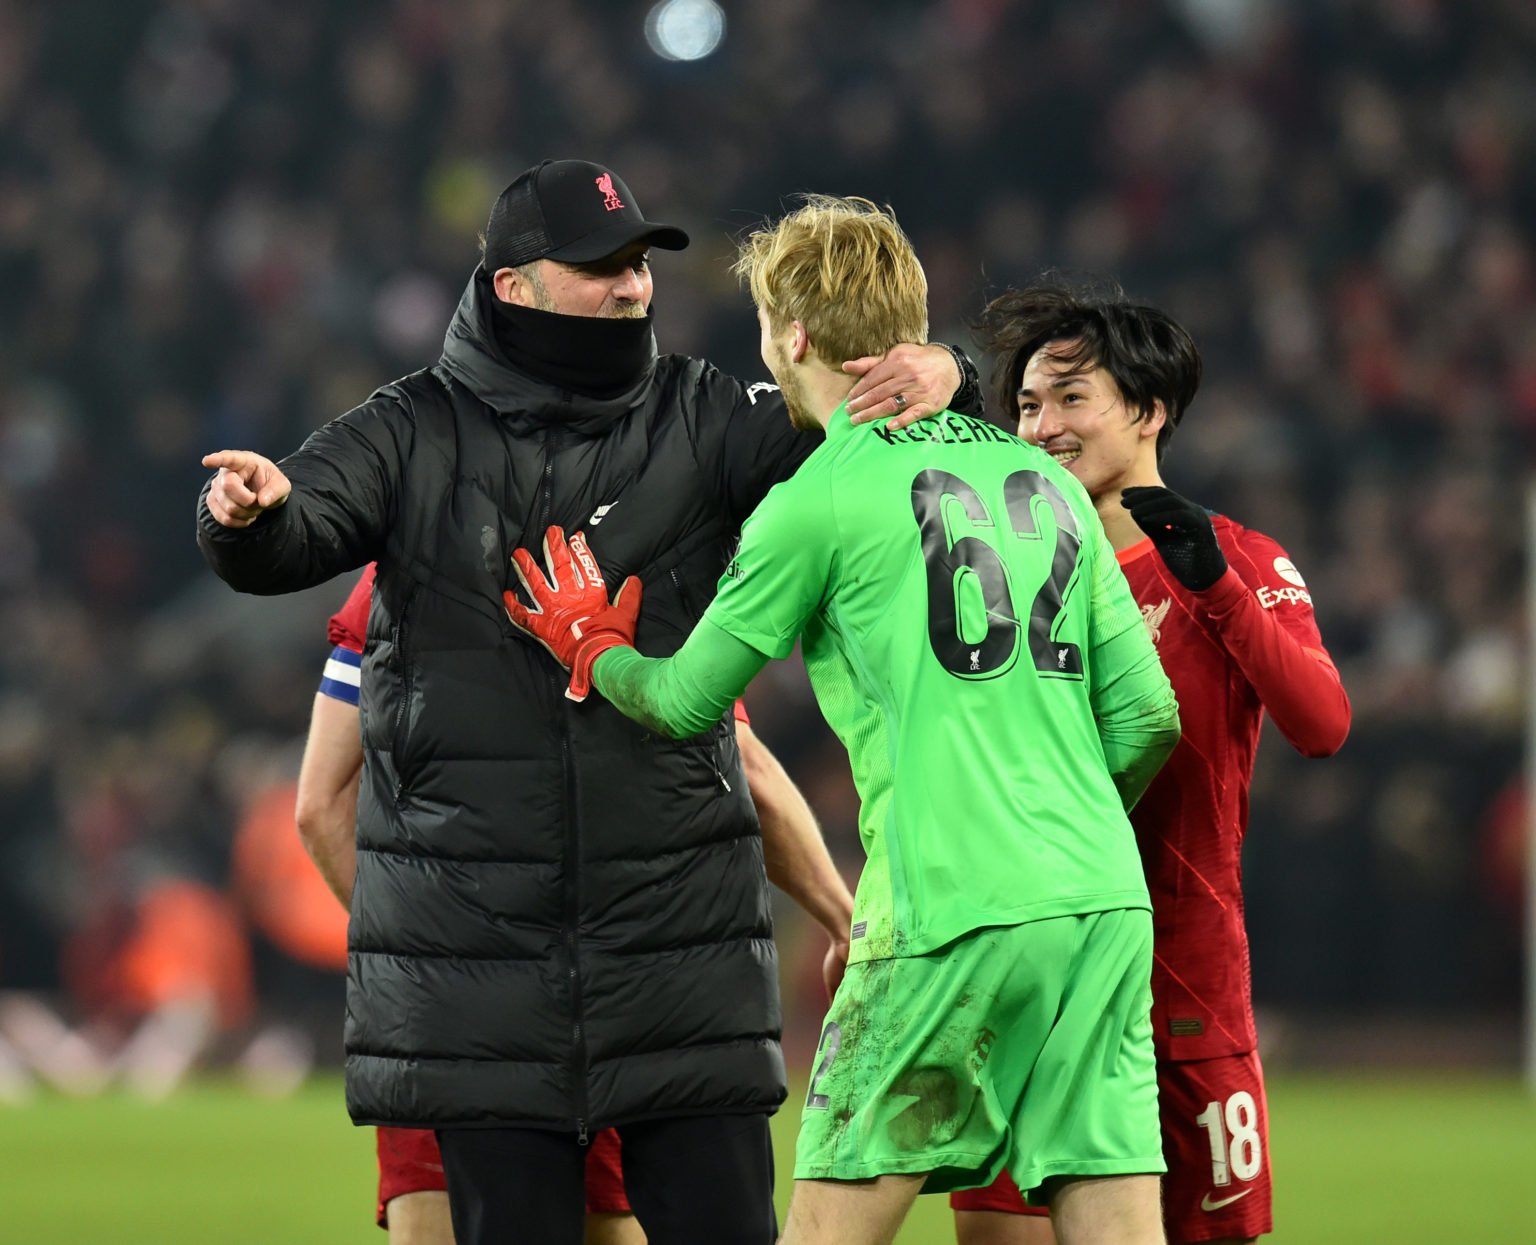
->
[202,450,265,477]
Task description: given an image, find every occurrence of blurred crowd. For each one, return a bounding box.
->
[0,0,1530,1088]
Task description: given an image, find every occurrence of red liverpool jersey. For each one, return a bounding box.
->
[1119,515,1350,1061]
[328,563,376,654]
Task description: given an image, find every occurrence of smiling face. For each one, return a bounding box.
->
[1016,340,1164,502]
[494,242,654,318]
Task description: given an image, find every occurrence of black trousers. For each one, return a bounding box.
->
[436,1113,777,1245]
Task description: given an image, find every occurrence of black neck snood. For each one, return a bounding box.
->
[488,283,656,399]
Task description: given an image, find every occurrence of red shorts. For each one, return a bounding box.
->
[375,1126,631,1227]
[951,1051,1272,1243]
[376,1128,446,1227]
[1157,1051,1272,1243]
[583,1128,630,1216]
[949,1167,1049,1216]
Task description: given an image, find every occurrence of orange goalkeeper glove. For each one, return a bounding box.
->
[503,526,642,702]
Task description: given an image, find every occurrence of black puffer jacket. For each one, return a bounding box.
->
[198,273,817,1131]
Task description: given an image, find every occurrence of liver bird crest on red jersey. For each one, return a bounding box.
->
[1141,597,1172,644]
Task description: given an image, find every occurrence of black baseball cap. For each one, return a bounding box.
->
[483,159,690,272]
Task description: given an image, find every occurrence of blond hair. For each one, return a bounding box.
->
[732,195,928,364]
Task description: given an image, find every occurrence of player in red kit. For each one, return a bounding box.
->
[950,283,1351,1245]
[299,566,851,1243]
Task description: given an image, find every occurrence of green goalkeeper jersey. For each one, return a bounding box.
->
[691,404,1175,963]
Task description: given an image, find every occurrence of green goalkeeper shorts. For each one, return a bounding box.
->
[793,908,1164,1198]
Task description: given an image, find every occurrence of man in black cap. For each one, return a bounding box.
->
[196,157,981,1245]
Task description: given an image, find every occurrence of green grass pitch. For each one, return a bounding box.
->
[4,1073,1534,1242]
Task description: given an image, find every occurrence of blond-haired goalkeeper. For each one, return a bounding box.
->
[505,196,1181,1245]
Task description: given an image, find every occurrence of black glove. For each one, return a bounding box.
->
[1121,486,1228,592]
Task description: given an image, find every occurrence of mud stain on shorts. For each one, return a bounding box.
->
[887,1066,961,1150]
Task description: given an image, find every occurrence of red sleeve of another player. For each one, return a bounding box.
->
[326,563,377,653]
[1195,528,1351,758]
[733,699,750,726]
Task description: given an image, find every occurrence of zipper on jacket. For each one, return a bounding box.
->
[538,426,559,531]
[669,565,700,620]
[562,719,593,1145]
[539,423,593,1146]
[710,745,733,793]
[560,634,593,1147]
[390,586,418,804]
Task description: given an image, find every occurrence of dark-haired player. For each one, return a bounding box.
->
[952,283,1351,1245]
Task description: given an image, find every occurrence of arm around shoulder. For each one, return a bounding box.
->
[701,363,820,524]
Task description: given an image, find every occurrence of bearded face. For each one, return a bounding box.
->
[767,336,821,431]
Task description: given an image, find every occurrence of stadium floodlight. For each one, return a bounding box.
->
[644,0,726,62]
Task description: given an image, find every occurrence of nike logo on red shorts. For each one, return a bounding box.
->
[1200,1188,1254,1212]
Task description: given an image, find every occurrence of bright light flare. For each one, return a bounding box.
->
[644,0,726,62]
